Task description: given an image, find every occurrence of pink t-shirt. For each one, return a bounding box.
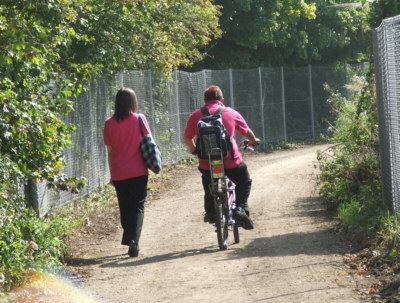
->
[104,112,150,180]
[184,100,249,170]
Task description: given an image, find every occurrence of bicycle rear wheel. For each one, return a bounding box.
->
[215,198,228,250]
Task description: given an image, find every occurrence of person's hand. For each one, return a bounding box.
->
[248,138,261,148]
[109,179,115,187]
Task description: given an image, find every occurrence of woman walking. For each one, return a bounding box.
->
[103,87,150,257]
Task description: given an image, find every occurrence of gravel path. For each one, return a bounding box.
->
[65,144,374,303]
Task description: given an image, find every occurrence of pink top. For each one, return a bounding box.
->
[184,100,249,170]
[104,112,150,180]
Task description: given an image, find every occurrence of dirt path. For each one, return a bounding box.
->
[69,145,374,302]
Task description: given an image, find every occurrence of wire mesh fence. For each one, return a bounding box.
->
[373,15,400,212]
[32,64,368,215]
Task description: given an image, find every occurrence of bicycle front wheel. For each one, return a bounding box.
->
[215,198,228,250]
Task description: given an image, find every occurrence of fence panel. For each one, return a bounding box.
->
[373,15,400,212]
[230,68,264,140]
[31,64,367,215]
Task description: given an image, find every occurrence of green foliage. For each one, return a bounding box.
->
[337,185,384,229]
[69,0,221,73]
[190,0,370,69]
[379,214,400,254]
[368,0,400,28]
[217,0,316,50]
[317,70,385,229]
[0,0,90,196]
[0,195,71,291]
[263,138,325,151]
[0,0,222,198]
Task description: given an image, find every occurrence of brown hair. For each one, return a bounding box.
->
[204,85,223,102]
[114,87,138,121]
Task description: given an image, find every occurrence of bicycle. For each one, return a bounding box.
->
[207,139,255,250]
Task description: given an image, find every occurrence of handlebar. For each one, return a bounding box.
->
[239,139,260,152]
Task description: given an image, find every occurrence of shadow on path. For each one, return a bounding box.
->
[231,229,346,259]
[226,195,350,259]
[68,253,127,267]
[99,245,220,268]
[69,246,221,269]
[69,195,349,270]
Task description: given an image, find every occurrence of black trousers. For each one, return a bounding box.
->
[113,175,148,246]
[199,162,252,216]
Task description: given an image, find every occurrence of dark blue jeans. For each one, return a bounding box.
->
[199,162,252,216]
[113,175,148,246]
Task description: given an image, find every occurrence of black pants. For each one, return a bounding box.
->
[199,162,252,216]
[113,175,148,246]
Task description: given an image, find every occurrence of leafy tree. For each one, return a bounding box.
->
[0,0,89,195]
[0,0,221,201]
[0,0,86,290]
[189,0,370,69]
[304,1,370,64]
[368,0,400,28]
[67,0,221,73]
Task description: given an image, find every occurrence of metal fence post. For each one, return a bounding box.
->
[344,62,349,100]
[88,81,96,191]
[118,73,124,88]
[173,71,182,160]
[229,68,235,108]
[25,179,39,215]
[258,67,266,143]
[308,64,315,139]
[147,70,156,140]
[281,66,287,141]
[202,69,207,92]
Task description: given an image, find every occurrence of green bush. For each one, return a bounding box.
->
[337,185,383,229]
[0,192,71,291]
[379,214,400,252]
[317,72,386,230]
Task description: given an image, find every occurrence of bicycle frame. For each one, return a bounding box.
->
[204,139,256,250]
[208,148,238,250]
[208,150,235,217]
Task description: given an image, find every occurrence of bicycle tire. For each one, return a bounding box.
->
[233,224,240,244]
[215,198,228,250]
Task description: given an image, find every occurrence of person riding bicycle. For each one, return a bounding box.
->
[184,85,260,230]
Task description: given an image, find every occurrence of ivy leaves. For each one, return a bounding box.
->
[0,0,221,199]
[1,1,78,190]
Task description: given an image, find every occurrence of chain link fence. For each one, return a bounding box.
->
[373,15,400,212]
[31,64,367,215]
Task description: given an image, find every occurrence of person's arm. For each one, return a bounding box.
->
[106,145,114,186]
[184,135,197,154]
[244,129,261,147]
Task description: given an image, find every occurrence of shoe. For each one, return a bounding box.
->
[233,207,254,230]
[128,240,139,257]
[203,212,216,224]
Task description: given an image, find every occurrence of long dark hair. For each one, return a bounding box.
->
[114,88,138,121]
